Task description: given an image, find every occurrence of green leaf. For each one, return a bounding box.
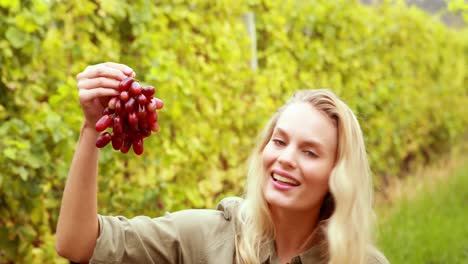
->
[3,148,16,160]
[5,27,29,48]
[14,166,29,181]
[0,104,7,120]
[0,227,18,258]
[15,12,40,33]
[0,0,19,10]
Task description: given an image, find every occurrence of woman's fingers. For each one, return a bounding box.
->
[78,88,119,103]
[77,64,128,81]
[101,62,134,76]
[77,77,121,90]
[75,62,135,125]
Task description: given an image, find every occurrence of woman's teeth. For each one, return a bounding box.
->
[272,173,299,185]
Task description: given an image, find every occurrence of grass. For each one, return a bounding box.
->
[375,145,468,263]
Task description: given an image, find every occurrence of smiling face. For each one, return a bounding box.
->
[262,102,338,212]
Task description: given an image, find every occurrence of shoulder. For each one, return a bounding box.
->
[367,246,390,264]
[96,197,244,243]
[168,196,243,234]
[92,198,244,263]
[166,196,243,254]
[215,196,244,220]
[170,196,243,221]
[98,196,244,234]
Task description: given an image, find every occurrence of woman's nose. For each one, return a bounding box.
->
[277,146,297,169]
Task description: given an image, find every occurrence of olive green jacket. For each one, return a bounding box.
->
[89,197,388,264]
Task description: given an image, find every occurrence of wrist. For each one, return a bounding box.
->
[81,122,99,138]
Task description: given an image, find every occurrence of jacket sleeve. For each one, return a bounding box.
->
[89,213,185,264]
[89,197,242,264]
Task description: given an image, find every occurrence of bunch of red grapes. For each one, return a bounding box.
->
[94,77,163,155]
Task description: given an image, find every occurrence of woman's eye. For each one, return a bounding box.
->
[272,139,285,146]
[304,150,317,157]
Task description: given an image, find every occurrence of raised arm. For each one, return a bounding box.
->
[55,62,134,262]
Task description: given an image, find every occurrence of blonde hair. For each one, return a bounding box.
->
[235,89,376,264]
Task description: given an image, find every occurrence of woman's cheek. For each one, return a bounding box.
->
[262,143,275,167]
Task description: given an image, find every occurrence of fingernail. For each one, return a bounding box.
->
[124,66,133,75]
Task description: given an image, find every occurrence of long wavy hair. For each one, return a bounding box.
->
[234,89,378,264]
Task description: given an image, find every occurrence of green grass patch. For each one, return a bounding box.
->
[376,163,468,263]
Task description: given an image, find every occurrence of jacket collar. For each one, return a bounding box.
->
[261,240,323,264]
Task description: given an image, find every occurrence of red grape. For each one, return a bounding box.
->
[120,91,130,102]
[130,81,142,96]
[139,115,148,132]
[137,104,147,119]
[120,137,132,153]
[119,77,134,91]
[113,116,123,135]
[137,94,147,105]
[125,97,136,112]
[154,98,164,109]
[142,128,152,137]
[128,111,138,131]
[142,86,155,97]
[95,114,112,132]
[108,97,118,109]
[151,122,160,132]
[111,135,123,150]
[146,111,158,126]
[147,100,156,112]
[115,100,122,114]
[133,137,144,155]
[94,76,163,155]
[96,132,112,148]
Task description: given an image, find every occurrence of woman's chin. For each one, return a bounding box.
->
[263,187,297,210]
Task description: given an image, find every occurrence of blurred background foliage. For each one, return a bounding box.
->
[0,0,466,263]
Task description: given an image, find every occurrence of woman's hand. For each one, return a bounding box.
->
[76,62,135,128]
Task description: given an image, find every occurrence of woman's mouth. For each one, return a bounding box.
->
[271,173,300,186]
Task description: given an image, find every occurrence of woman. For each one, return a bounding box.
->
[56,62,389,264]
